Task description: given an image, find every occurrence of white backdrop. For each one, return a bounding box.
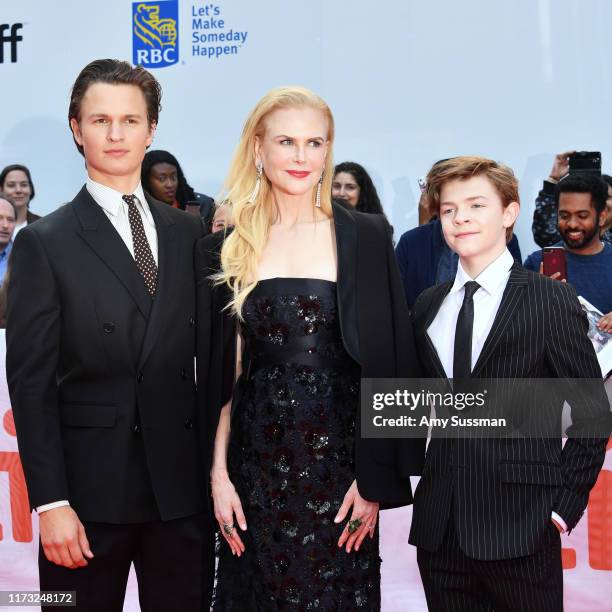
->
[2,1,612,609]
[2,0,612,254]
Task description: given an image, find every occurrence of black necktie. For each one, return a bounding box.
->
[122,195,158,297]
[453,281,480,380]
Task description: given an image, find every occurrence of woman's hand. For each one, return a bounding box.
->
[211,468,247,557]
[334,480,379,553]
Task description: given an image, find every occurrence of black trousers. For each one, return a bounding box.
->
[39,514,209,612]
[417,520,563,612]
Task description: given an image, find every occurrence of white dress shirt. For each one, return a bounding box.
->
[427,248,567,532]
[86,177,158,265]
[36,178,158,515]
[428,248,514,378]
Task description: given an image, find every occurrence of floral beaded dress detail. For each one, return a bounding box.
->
[213,277,380,611]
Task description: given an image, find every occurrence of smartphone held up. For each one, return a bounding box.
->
[542,247,568,282]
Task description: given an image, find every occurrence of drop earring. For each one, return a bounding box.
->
[315,172,324,208]
[249,161,263,203]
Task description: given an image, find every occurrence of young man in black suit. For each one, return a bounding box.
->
[409,156,611,611]
[7,60,208,611]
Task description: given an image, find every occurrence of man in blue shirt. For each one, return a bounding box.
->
[524,174,612,329]
[0,193,17,286]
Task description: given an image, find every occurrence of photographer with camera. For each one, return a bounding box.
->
[532,150,612,247]
[525,172,612,332]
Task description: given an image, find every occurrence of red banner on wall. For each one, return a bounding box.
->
[1,333,610,610]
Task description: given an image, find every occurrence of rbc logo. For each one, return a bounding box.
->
[132,1,179,68]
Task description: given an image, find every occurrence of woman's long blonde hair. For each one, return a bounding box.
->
[215,86,336,318]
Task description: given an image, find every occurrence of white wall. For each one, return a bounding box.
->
[2,0,612,256]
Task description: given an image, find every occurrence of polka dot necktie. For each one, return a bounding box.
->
[122,194,158,297]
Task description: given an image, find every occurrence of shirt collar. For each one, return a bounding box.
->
[450,248,514,297]
[0,240,12,258]
[86,177,149,219]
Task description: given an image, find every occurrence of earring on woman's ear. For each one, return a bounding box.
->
[315,171,324,208]
[249,161,263,203]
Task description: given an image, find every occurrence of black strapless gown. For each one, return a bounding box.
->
[213,278,380,611]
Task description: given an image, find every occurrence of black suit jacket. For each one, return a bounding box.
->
[409,263,612,560]
[196,203,425,512]
[7,186,205,523]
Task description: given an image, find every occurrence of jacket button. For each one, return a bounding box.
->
[189,316,195,327]
[103,322,115,334]
[180,368,187,380]
[184,418,193,429]
[137,372,144,383]
[133,424,141,434]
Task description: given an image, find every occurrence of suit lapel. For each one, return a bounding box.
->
[72,186,151,318]
[332,203,360,364]
[138,196,179,369]
[472,262,528,377]
[419,283,452,378]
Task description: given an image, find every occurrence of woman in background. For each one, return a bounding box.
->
[332,161,384,214]
[0,164,41,237]
[197,86,423,610]
[211,201,234,234]
[141,149,215,218]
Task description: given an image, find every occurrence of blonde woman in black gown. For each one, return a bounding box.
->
[196,87,424,611]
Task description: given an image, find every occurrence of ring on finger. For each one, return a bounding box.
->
[348,518,363,534]
[223,523,234,536]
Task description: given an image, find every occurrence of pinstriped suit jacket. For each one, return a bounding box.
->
[409,262,612,560]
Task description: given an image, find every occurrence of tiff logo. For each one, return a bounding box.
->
[0,23,23,63]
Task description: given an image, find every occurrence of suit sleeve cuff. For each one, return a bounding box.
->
[542,179,557,196]
[36,500,70,514]
[551,511,568,533]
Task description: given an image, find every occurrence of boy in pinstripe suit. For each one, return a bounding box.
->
[409,157,611,611]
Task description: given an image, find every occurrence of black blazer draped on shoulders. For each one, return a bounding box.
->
[196,203,425,511]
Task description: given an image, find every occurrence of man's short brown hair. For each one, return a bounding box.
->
[68,59,162,156]
[425,156,519,240]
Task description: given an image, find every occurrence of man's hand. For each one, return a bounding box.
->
[597,312,612,333]
[39,506,93,569]
[538,262,567,282]
[550,151,576,182]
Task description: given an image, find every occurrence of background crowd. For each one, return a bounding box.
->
[2,150,611,331]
